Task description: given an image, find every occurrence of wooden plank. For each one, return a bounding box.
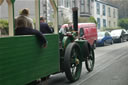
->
[0,34,60,85]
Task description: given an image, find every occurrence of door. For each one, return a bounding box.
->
[105,32,112,44]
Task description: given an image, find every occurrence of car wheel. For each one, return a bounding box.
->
[103,41,106,46]
[120,37,123,43]
[111,40,114,44]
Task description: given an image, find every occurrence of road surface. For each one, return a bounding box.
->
[39,41,128,85]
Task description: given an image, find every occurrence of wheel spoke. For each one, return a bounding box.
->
[71,64,76,76]
[85,46,95,72]
[87,60,92,68]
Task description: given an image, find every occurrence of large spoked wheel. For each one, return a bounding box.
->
[85,46,95,72]
[64,42,82,82]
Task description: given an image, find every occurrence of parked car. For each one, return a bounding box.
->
[97,31,113,46]
[111,29,128,43]
[60,23,97,49]
[78,23,97,49]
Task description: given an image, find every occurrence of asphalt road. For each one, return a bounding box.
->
[39,41,128,85]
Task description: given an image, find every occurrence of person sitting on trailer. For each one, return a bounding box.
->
[15,12,47,48]
[15,8,34,29]
[40,16,53,34]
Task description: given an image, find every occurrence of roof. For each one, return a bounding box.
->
[95,0,118,8]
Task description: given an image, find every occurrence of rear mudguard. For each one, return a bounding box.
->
[75,39,90,61]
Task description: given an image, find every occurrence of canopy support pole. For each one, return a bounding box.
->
[35,0,40,30]
[50,0,58,34]
[6,0,15,36]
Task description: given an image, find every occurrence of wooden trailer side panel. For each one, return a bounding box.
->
[0,34,60,85]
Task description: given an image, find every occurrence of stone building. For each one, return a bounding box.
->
[92,0,118,29]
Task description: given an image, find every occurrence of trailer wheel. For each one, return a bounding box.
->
[85,46,95,72]
[64,42,82,82]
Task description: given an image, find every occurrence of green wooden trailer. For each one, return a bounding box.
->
[0,0,95,85]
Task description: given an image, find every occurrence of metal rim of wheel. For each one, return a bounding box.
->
[120,37,123,43]
[111,40,114,44]
[85,46,95,72]
[64,42,82,82]
[103,41,106,46]
[93,41,96,49]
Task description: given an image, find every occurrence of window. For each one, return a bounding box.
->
[105,32,111,37]
[72,0,75,7]
[65,0,69,7]
[85,0,90,13]
[114,22,116,27]
[97,18,100,29]
[109,21,111,27]
[103,19,106,27]
[68,0,71,8]
[113,9,116,18]
[80,0,90,14]
[103,5,106,16]
[80,0,85,13]
[79,28,84,37]
[108,7,111,17]
[96,2,100,15]
[58,0,64,6]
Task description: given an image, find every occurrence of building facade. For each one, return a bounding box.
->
[0,0,118,29]
[58,0,92,25]
[92,0,118,29]
[103,0,128,19]
[0,6,1,18]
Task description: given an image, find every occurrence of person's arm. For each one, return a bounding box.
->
[28,28,47,47]
[15,27,47,47]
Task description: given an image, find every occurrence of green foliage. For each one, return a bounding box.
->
[100,27,121,31]
[89,16,97,24]
[0,19,8,29]
[0,19,9,35]
[118,18,128,30]
[48,22,53,27]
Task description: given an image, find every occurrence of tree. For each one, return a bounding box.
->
[118,18,128,30]
[89,16,97,24]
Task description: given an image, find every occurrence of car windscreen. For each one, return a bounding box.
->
[111,30,122,36]
[98,32,105,37]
